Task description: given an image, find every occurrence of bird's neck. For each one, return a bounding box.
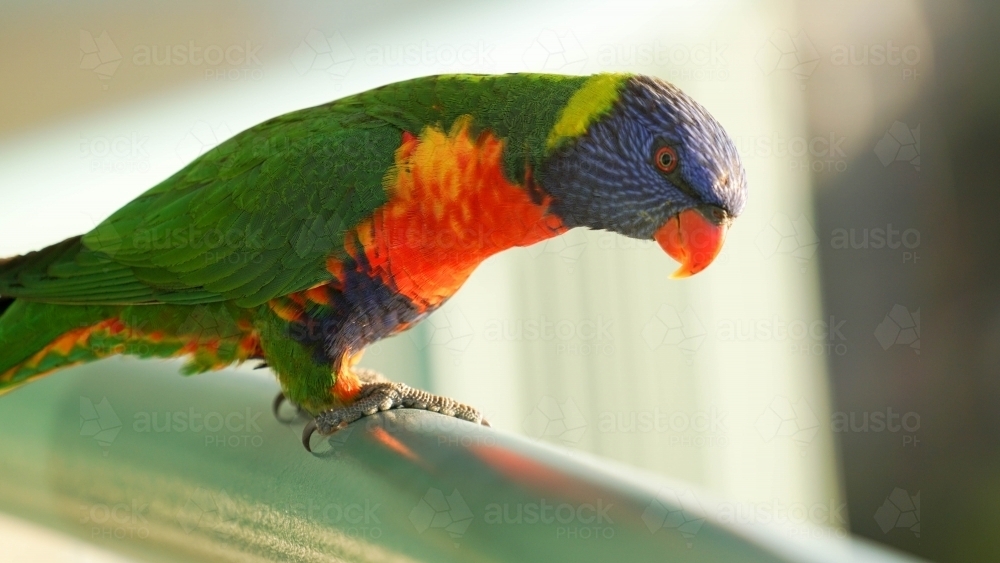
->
[344,117,566,312]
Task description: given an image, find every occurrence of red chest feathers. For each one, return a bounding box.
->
[344,117,565,311]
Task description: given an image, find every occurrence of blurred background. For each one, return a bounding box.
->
[0,0,993,561]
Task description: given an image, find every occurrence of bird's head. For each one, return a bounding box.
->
[538,74,747,278]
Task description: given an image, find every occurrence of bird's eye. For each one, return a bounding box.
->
[655,146,678,174]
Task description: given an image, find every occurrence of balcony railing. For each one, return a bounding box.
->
[0,360,923,562]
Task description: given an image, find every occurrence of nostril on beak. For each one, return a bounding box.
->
[701,205,729,225]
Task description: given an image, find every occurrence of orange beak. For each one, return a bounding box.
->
[654,207,729,279]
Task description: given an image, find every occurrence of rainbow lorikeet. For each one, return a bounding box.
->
[0,73,746,449]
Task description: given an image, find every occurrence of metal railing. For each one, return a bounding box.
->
[0,360,923,562]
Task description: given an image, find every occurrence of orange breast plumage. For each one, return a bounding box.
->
[352,116,565,312]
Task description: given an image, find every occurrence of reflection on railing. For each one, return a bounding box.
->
[0,361,922,563]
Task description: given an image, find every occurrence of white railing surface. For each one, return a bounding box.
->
[0,360,923,563]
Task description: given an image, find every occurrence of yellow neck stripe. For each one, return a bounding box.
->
[546,73,631,152]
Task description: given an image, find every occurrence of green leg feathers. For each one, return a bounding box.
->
[253,309,335,414]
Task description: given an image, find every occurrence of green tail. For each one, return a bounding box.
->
[0,240,106,392]
[0,299,117,395]
[0,239,268,396]
[0,296,269,397]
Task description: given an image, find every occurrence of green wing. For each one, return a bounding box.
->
[0,94,401,307]
[0,73,593,308]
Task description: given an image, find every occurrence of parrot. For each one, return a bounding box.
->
[0,73,746,450]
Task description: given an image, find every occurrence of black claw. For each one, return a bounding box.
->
[272,392,285,417]
[254,361,269,370]
[272,392,300,424]
[302,419,318,452]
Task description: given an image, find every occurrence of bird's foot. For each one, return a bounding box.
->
[272,391,309,424]
[301,377,490,451]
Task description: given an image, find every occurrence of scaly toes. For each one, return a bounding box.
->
[300,381,491,452]
[301,412,351,452]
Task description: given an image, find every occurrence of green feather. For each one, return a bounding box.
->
[1,74,608,311]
